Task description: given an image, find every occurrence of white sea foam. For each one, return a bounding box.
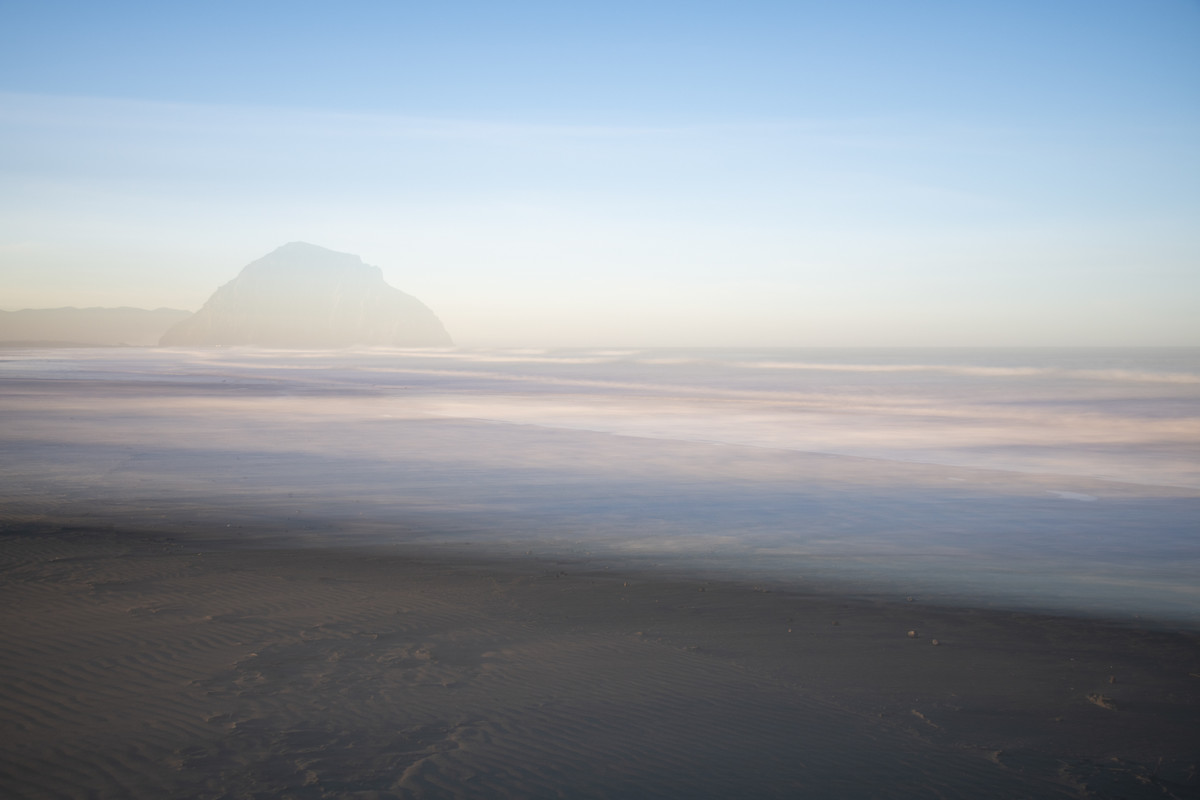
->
[1048,491,1098,502]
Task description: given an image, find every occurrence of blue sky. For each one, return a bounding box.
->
[1,1,1197,345]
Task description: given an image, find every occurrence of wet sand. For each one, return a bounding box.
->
[2,525,1198,799]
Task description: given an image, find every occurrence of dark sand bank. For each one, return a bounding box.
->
[2,526,1198,799]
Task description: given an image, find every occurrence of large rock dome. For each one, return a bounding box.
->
[160,243,452,348]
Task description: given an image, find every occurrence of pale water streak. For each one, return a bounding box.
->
[361,346,1200,489]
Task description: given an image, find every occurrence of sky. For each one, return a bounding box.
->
[1,1,1197,346]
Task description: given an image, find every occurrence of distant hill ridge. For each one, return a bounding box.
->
[0,307,191,346]
[159,242,453,348]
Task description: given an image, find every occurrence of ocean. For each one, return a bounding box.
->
[3,346,1198,625]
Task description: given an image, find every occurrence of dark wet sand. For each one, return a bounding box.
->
[1,526,1197,799]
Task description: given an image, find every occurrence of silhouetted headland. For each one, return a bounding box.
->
[160,242,452,347]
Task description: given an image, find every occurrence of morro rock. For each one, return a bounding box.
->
[160,243,452,348]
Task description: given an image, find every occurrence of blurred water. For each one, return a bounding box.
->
[2,346,1198,624]
[376,346,1200,488]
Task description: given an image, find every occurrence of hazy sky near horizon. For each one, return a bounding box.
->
[1,1,1198,346]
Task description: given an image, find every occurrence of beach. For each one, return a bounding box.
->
[2,527,1198,799]
[1,347,1198,798]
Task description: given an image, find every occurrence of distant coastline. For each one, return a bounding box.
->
[0,307,191,347]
